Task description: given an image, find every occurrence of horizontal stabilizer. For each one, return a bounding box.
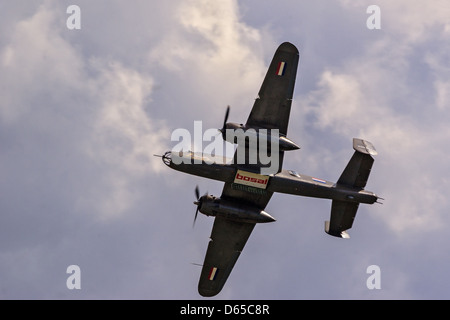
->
[324,200,359,238]
[325,220,350,238]
[337,138,376,189]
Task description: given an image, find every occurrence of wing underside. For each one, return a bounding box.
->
[198,181,273,297]
[198,42,300,297]
[246,42,299,135]
[235,42,299,175]
[198,216,255,297]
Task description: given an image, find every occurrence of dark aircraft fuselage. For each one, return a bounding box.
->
[161,151,378,206]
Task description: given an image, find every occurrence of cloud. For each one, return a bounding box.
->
[0,2,170,219]
[298,1,450,235]
[3,0,450,300]
[0,0,273,298]
[0,3,83,123]
[82,59,172,217]
[149,0,267,120]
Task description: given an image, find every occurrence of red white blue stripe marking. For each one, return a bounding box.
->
[312,177,327,184]
[276,61,286,76]
[208,267,218,281]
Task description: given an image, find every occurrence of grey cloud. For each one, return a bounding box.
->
[1,0,450,300]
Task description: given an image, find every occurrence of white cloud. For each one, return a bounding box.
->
[0,0,270,221]
[86,60,168,175]
[0,3,83,123]
[4,0,450,300]
[82,60,171,217]
[0,2,171,219]
[299,1,450,235]
[149,0,266,117]
[340,0,450,40]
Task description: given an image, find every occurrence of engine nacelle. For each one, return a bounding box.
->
[222,123,300,151]
[197,195,276,224]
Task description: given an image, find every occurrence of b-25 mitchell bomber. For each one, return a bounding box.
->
[157,42,381,297]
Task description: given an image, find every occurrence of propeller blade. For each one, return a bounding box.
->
[195,185,200,200]
[220,105,230,133]
[193,186,210,228]
[193,207,199,228]
[224,105,230,127]
[193,185,202,228]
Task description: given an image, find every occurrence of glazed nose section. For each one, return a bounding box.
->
[153,151,172,166]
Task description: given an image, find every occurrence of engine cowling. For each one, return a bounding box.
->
[196,194,276,224]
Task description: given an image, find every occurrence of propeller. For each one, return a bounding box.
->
[193,185,202,228]
[192,186,212,227]
[218,105,230,139]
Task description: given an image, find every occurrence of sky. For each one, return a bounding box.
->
[1,0,450,299]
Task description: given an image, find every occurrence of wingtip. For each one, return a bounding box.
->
[198,287,220,297]
[278,42,299,54]
[324,221,351,238]
[340,231,350,239]
[353,138,378,156]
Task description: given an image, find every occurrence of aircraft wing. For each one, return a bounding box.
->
[198,182,273,297]
[235,42,299,174]
[246,42,299,135]
[198,43,299,296]
[198,216,255,297]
